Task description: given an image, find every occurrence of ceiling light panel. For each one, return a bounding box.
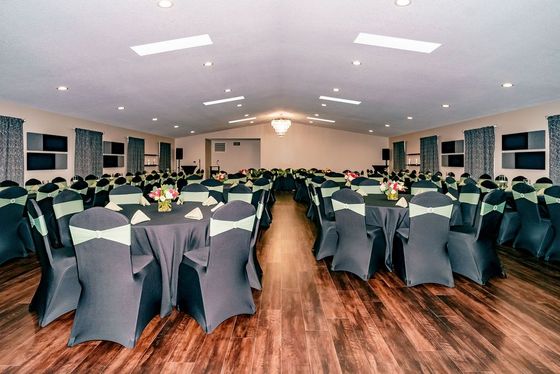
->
[306,117,335,123]
[354,32,441,54]
[319,95,361,105]
[229,117,256,124]
[131,34,213,56]
[203,96,245,106]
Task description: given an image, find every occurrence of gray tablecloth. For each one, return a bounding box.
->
[119,202,213,317]
[364,194,462,270]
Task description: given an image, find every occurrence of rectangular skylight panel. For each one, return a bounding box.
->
[131,34,213,56]
[353,32,441,54]
[229,117,256,124]
[319,96,361,105]
[204,96,245,106]
[306,117,335,123]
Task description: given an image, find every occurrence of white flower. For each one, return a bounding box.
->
[165,191,173,200]
[159,195,166,202]
[379,184,387,192]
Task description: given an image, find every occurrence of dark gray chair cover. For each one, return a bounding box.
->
[325,172,346,188]
[311,186,338,260]
[458,183,481,227]
[130,175,143,188]
[393,192,454,287]
[0,187,30,264]
[227,184,253,204]
[512,183,553,257]
[36,183,62,248]
[350,176,368,190]
[27,199,80,327]
[479,173,492,181]
[177,201,256,333]
[448,190,507,284]
[247,194,265,289]
[25,178,42,193]
[201,178,225,203]
[330,189,385,280]
[186,174,203,185]
[92,178,110,207]
[252,177,273,227]
[69,180,89,197]
[109,185,143,205]
[431,175,443,192]
[534,177,554,192]
[359,178,382,195]
[544,186,560,262]
[445,177,459,198]
[307,176,326,220]
[320,180,340,221]
[67,208,162,348]
[51,176,67,190]
[463,177,477,185]
[180,183,209,203]
[411,180,438,195]
[480,180,498,194]
[113,176,127,187]
[53,190,84,248]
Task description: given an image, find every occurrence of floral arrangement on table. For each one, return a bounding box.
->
[213,171,228,182]
[240,168,248,175]
[380,181,407,201]
[323,168,332,174]
[149,185,179,212]
[344,171,359,181]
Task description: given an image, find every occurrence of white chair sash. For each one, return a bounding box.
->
[409,203,453,219]
[256,203,264,220]
[28,213,48,237]
[360,185,382,195]
[533,183,553,192]
[411,187,437,196]
[326,176,346,183]
[36,189,60,201]
[210,215,255,237]
[0,195,27,208]
[544,194,560,205]
[25,184,41,193]
[350,185,359,191]
[109,193,143,205]
[94,184,110,194]
[187,179,202,185]
[459,192,480,205]
[228,193,252,204]
[447,182,458,191]
[252,184,270,192]
[331,200,365,216]
[321,187,340,198]
[206,185,224,193]
[180,191,209,203]
[55,182,67,190]
[70,224,131,246]
[53,199,84,219]
[480,201,506,216]
[69,187,88,195]
[313,194,320,206]
[512,190,538,204]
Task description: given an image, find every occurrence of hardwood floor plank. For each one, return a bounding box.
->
[305,331,343,374]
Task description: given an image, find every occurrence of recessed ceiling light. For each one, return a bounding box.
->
[117,106,125,110]
[224,88,231,93]
[333,88,340,92]
[442,104,450,108]
[501,82,514,88]
[407,116,413,120]
[352,60,361,66]
[203,61,213,67]
[250,121,254,124]
[190,130,195,134]
[321,103,327,107]
[306,116,335,123]
[203,96,245,106]
[385,124,391,127]
[354,32,441,54]
[157,0,173,8]
[130,34,213,56]
[237,103,243,107]
[244,114,249,117]
[314,113,319,116]
[319,95,362,105]
[369,129,374,133]
[395,0,411,6]
[56,86,68,91]
[173,125,179,128]
[309,121,314,124]
[228,117,256,124]
[152,117,158,121]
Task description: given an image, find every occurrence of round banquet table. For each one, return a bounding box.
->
[118,202,214,317]
[363,194,462,270]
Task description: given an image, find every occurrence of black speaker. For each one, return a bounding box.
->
[382,148,390,161]
[175,148,183,160]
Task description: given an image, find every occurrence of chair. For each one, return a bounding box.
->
[109,185,143,205]
[511,175,527,186]
[459,172,470,184]
[36,183,62,248]
[458,183,481,227]
[247,195,265,290]
[84,174,98,188]
[410,180,438,195]
[319,180,340,221]
[27,200,80,327]
[177,201,256,333]
[0,180,19,191]
[479,180,498,194]
[176,177,188,195]
[0,187,29,264]
[125,172,134,183]
[431,175,443,191]
[463,177,477,185]
[69,180,89,197]
[201,179,225,203]
[495,175,508,189]
[511,183,553,257]
[330,189,385,280]
[478,173,492,183]
[186,174,203,185]
[67,208,162,348]
[227,184,253,204]
[534,177,553,192]
[445,177,459,198]
[350,176,368,190]
[130,175,143,188]
[162,177,175,189]
[325,172,346,187]
[51,177,67,190]
[311,186,338,260]
[393,192,455,287]
[113,176,127,188]
[448,190,507,284]
[53,190,84,248]
[543,186,560,262]
[93,178,111,207]
[101,173,111,179]
[252,177,273,227]
[358,179,382,195]
[25,178,42,193]
[180,184,209,203]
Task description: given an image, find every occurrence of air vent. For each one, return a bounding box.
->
[214,142,226,152]
[233,141,241,146]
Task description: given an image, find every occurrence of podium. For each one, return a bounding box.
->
[181,165,198,175]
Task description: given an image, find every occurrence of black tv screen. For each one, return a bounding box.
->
[43,134,68,152]
[502,132,528,151]
[27,153,56,170]
[515,151,545,170]
[103,155,120,168]
[441,141,455,154]
[111,142,125,155]
[448,154,464,167]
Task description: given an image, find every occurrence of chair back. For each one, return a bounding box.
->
[350,177,367,190]
[320,180,340,219]
[475,189,507,241]
[186,174,203,185]
[36,183,61,247]
[544,186,560,233]
[113,177,127,187]
[534,177,553,192]
[25,178,42,193]
[310,176,326,188]
[52,177,67,190]
[512,183,542,224]
[478,174,492,183]
[162,177,175,189]
[27,199,55,267]
[512,175,527,186]
[180,184,209,203]
[130,175,143,187]
[201,178,224,202]
[325,172,346,186]
[93,178,110,207]
[359,179,382,195]
[85,174,98,187]
[445,177,459,198]
[69,180,89,196]
[53,190,84,248]
[408,192,453,248]
[109,185,143,205]
[480,180,498,194]
[227,184,253,204]
[0,187,28,259]
[332,189,368,248]
[431,175,443,190]
[459,183,481,226]
[411,180,438,195]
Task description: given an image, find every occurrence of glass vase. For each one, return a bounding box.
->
[158,199,172,213]
[387,190,399,201]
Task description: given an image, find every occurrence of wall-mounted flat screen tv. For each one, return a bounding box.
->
[111,142,125,155]
[515,151,545,170]
[27,153,56,170]
[448,154,464,167]
[502,133,528,151]
[27,133,68,152]
[103,155,124,168]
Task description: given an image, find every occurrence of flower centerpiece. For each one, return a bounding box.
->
[380,180,406,201]
[240,168,248,175]
[344,171,359,182]
[214,171,227,182]
[149,185,179,212]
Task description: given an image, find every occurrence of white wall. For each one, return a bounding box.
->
[0,100,174,182]
[389,100,560,181]
[211,139,260,173]
[175,122,389,173]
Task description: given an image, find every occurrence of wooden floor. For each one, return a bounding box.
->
[1,193,560,373]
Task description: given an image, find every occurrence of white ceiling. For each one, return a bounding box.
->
[1,0,560,137]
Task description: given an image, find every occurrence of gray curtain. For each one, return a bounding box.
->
[127,137,145,174]
[464,126,495,179]
[393,141,405,171]
[0,115,24,184]
[420,135,439,173]
[549,115,560,183]
[159,142,171,172]
[75,129,103,177]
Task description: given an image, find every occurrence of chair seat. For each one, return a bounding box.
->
[132,255,155,275]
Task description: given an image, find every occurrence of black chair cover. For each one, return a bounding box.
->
[252,177,273,226]
[445,177,459,198]
[113,176,127,187]
[201,178,225,203]
[51,176,67,189]
[227,184,253,204]
[27,199,80,327]
[0,187,29,264]
[109,185,143,205]
[93,178,110,207]
[448,190,507,284]
[458,183,480,227]
[544,186,560,262]
[393,192,454,287]
[53,190,84,248]
[177,201,256,333]
[311,186,338,260]
[67,208,162,348]
[247,194,265,289]
[330,189,385,280]
[180,183,209,203]
[0,179,19,187]
[36,183,62,248]
[319,180,340,220]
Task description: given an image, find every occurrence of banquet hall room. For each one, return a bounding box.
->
[1,0,560,373]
